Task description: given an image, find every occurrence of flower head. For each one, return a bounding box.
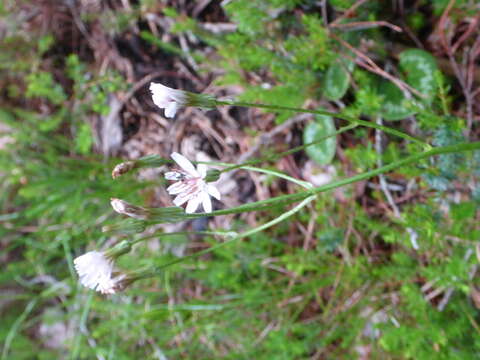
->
[150,83,188,118]
[150,82,216,119]
[73,251,125,295]
[165,152,221,213]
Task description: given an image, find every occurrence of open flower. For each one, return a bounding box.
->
[73,251,125,295]
[165,152,221,213]
[150,82,215,118]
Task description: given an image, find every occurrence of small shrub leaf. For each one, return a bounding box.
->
[399,49,439,102]
[303,113,336,165]
[323,58,354,101]
[379,80,416,121]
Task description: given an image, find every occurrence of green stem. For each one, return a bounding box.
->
[128,142,480,278]
[1,299,38,360]
[205,162,312,189]
[191,141,480,217]
[130,230,238,246]
[218,123,357,173]
[136,195,316,278]
[215,100,429,149]
[242,165,313,188]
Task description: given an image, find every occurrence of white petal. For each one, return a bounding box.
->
[171,152,199,177]
[150,83,171,108]
[185,195,202,213]
[165,171,182,181]
[173,192,194,207]
[96,277,119,294]
[206,184,221,200]
[197,164,208,178]
[164,102,178,118]
[201,192,212,213]
[167,181,190,195]
[74,251,114,292]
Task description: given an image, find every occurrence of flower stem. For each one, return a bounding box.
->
[130,230,238,246]
[130,142,480,279]
[214,100,429,149]
[191,141,480,217]
[136,195,316,278]
[205,162,313,189]
[216,123,357,173]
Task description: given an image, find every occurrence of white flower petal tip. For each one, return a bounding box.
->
[207,184,221,200]
[149,82,188,119]
[164,153,222,213]
[73,251,123,295]
[171,152,199,176]
[110,198,149,220]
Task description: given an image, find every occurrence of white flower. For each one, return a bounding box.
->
[150,83,188,118]
[150,82,216,119]
[73,251,124,295]
[165,152,221,213]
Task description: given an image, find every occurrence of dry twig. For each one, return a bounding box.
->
[330,33,425,99]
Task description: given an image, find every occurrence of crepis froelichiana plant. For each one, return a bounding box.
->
[73,82,480,295]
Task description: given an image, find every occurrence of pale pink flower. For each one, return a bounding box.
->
[165,152,221,213]
[73,251,125,295]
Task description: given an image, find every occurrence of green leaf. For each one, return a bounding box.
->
[303,113,336,165]
[323,58,354,100]
[75,122,93,154]
[399,49,439,102]
[25,72,67,105]
[378,80,416,121]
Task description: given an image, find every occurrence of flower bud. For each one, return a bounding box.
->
[110,198,150,220]
[204,169,221,183]
[112,156,170,179]
[112,161,136,179]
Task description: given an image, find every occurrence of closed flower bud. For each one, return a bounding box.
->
[112,161,136,179]
[110,198,149,220]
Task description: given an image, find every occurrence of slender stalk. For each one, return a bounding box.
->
[126,141,480,279]
[215,100,429,148]
[136,195,316,278]
[208,163,312,189]
[189,141,480,217]
[130,230,238,246]
[218,123,357,173]
[1,299,38,360]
